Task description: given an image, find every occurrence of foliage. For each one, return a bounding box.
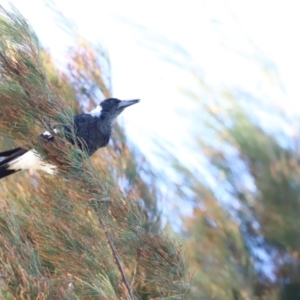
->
[175,86,300,299]
[0,6,187,299]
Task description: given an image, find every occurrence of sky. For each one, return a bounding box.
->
[2,0,300,174]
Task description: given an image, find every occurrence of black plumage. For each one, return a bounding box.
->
[65,113,111,156]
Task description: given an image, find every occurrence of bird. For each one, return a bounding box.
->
[0,98,139,180]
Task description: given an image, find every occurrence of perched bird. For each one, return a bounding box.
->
[0,98,139,179]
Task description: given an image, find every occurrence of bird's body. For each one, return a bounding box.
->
[0,98,139,179]
[67,112,111,156]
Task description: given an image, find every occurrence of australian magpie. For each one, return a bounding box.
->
[0,98,139,179]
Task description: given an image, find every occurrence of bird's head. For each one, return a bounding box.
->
[100,98,140,119]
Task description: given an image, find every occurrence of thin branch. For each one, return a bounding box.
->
[93,205,135,300]
[130,259,138,289]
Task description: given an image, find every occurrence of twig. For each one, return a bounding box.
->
[93,205,135,300]
[130,260,138,289]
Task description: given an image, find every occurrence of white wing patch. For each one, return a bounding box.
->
[43,131,51,136]
[7,150,57,175]
[41,130,54,141]
[87,105,102,117]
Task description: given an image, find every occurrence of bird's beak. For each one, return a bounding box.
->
[118,99,140,109]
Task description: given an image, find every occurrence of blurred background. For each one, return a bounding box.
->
[2,0,300,299]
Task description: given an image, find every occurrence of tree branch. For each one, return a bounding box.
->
[93,204,135,300]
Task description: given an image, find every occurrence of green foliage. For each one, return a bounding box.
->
[176,89,300,298]
[0,6,187,299]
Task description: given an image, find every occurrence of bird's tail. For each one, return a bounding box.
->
[0,169,20,179]
[0,147,25,180]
